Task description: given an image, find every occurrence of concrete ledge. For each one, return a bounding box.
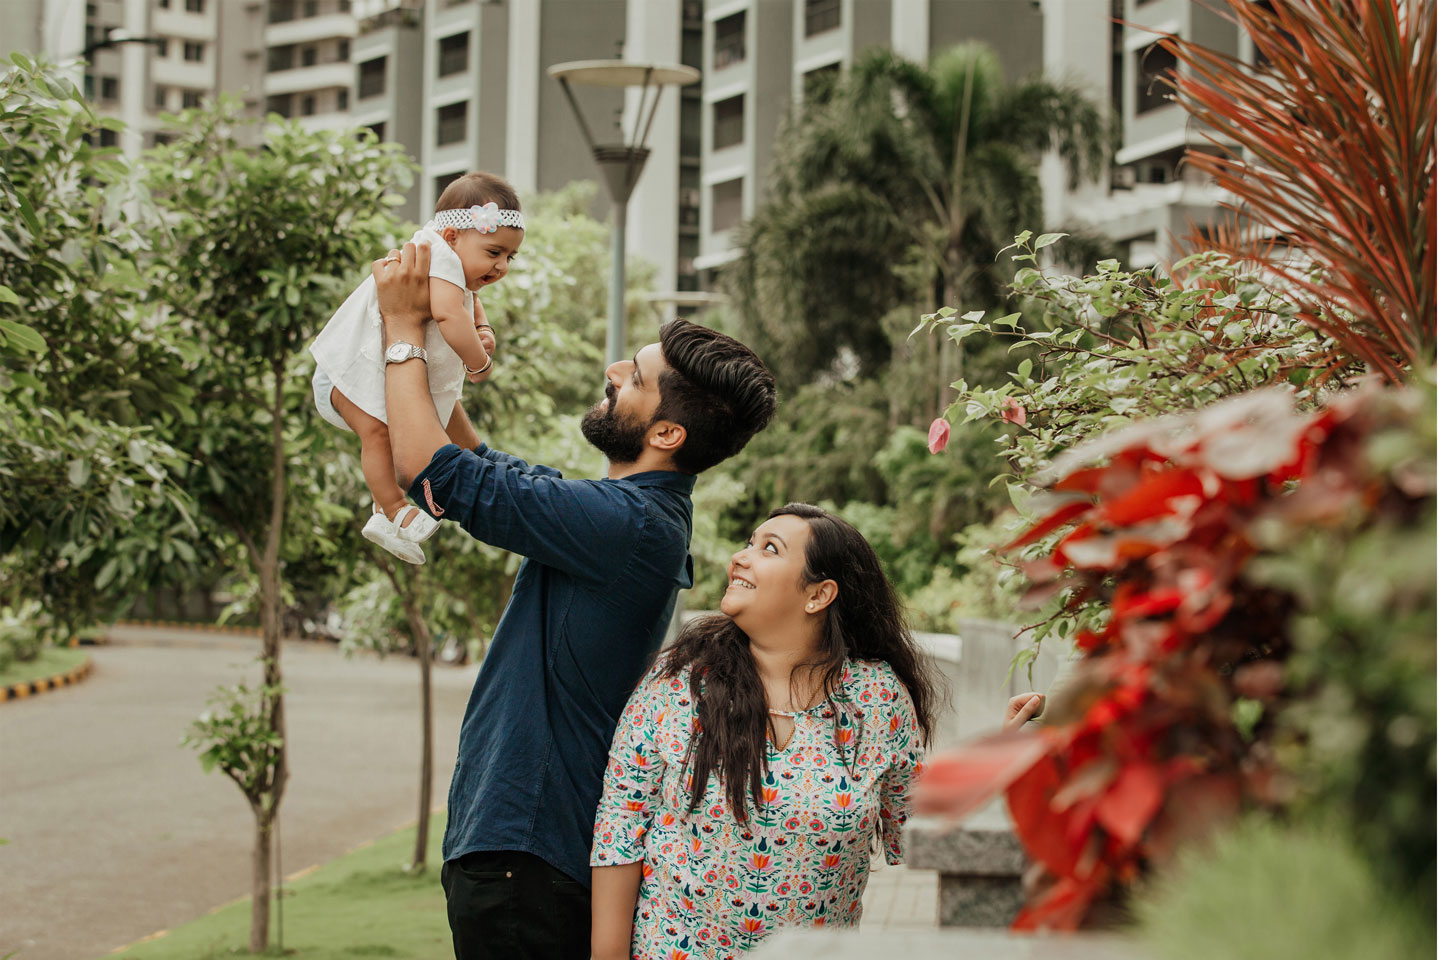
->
[749,928,1147,959]
[0,656,93,703]
[905,807,1029,927]
[908,812,1026,876]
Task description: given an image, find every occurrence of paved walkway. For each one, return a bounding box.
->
[860,861,939,929]
[1,628,935,959]
[1,631,477,960]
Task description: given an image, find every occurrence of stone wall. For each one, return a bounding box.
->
[918,617,1069,749]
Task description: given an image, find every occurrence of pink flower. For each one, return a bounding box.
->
[1001,398,1027,426]
[927,418,951,454]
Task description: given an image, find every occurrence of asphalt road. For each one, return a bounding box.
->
[0,630,479,960]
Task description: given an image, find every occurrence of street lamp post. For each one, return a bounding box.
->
[83,28,165,60]
[547,60,700,364]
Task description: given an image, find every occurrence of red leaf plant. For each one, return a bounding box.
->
[912,383,1424,930]
[1158,0,1436,384]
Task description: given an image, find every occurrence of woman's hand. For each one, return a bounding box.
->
[1003,692,1045,731]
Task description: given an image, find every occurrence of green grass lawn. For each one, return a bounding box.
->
[0,644,88,689]
[110,814,453,960]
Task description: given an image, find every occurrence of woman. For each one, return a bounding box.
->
[591,503,968,959]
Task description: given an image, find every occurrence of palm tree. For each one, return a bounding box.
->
[729,43,1111,395]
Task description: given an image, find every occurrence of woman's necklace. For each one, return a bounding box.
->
[767,707,798,718]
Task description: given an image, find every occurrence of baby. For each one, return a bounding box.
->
[310,171,524,564]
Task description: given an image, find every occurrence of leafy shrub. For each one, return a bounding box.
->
[1134,818,1434,960]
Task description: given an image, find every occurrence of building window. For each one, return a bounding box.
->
[713,12,745,70]
[804,0,841,37]
[679,186,700,228]
[266,93,292,117]
[99,128,118,148]
[156,38,169,57]
[337,38,349,61]
[152,132,177,147]
[183,41,204,62]
[680,97,701,157]
[182,89,202,108]
[154,85,167,108]
[100,75,119,101]
[712,95,743,150]
[367,121,385,141]
[158,0,170,8]
[434,170,464,198]
[301,45,317,67]
[1135,44,1176,114]
[358,56,386,98]
[303,0,318,16]
[803,62,840,105]
[185,0,203,12]
[268,1,295,23]
[83,73,94,99]
[711,177,743,233]
[300,94,316,116]
[438,32,469,77]
[436,101,467,145]
[267,45,294,72]
[337,88,348,110]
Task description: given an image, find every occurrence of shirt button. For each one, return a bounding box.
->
[505,871,513,878]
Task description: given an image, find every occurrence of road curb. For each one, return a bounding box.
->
[110,620,335,644]
[0,656,94,703]
[115,619,263,637]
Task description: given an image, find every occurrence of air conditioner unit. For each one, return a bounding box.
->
[1110,165,1136,190]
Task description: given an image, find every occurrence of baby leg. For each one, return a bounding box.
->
[329,387,413,525]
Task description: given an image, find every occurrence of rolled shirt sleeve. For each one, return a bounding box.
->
[409,443,644,584]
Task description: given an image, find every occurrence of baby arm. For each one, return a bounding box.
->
[429,278,490,379]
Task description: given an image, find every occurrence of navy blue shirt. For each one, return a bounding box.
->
[409,443,695,886]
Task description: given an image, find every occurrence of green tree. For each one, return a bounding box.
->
[0,56,197,655]
[144,102,413,952]
[729,43,1109,394]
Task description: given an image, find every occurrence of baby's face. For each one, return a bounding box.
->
[449,226,524,291]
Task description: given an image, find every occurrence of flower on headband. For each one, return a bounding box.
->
[469,202,501,234]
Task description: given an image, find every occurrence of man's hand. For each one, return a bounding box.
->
[373,242,430,347]
[378,242,451,487]
[1002,693,1045,732]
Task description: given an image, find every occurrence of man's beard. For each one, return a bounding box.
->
[580,388,650,464]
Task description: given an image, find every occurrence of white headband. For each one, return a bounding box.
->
[427,202,525,235]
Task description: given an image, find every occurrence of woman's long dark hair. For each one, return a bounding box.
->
[663,503,943,823]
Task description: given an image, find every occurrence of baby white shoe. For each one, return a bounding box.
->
[361,504,438,565]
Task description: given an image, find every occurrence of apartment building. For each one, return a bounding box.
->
[692,0,1047,277]
[261,0,356,131]
[1042,0,1236,267]
[688,0,1243,276]
[12,0,1245,291]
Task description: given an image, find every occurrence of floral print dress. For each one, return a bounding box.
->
[591,658,925,960]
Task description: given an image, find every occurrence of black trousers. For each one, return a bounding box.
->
[440,849,591,960]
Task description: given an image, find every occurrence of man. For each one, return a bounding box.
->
[373,242,777,959]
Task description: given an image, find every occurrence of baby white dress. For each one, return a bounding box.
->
[310,226,471,431]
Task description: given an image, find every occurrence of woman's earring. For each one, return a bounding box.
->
[806,603,815,611]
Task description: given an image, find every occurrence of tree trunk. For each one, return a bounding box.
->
[403,587,434,871]
[250,815,272,953]
[249,367,291,952]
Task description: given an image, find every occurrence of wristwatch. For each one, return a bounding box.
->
[384,341,428,365]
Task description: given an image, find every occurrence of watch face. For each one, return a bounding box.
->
[385,342,407,362]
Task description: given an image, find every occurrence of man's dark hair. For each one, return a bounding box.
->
[655,319,777,474]
[435,171,520,213]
